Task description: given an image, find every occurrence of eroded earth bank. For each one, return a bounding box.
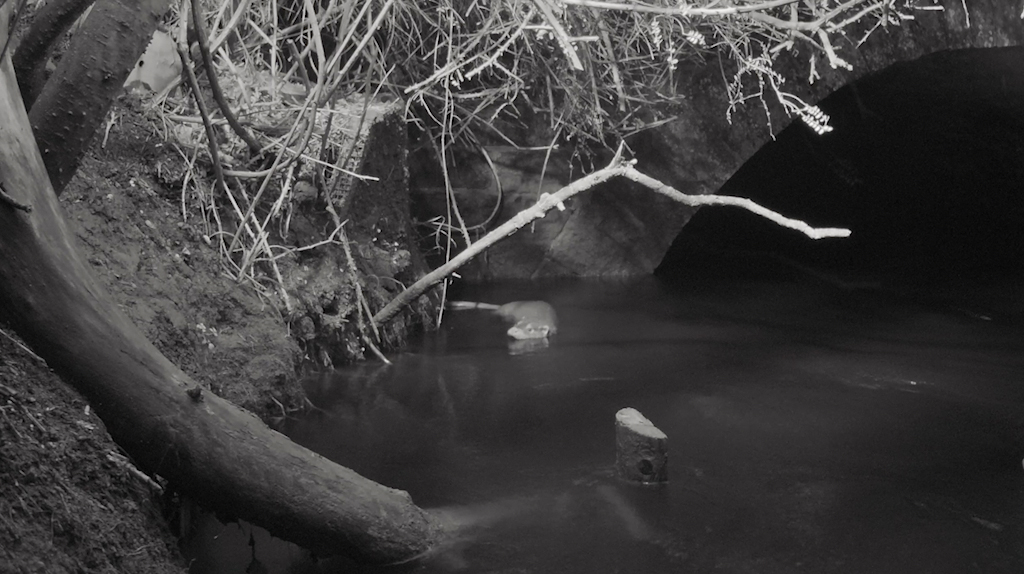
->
[0,99,434,573]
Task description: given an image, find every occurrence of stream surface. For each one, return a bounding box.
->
[184,268,1024,574]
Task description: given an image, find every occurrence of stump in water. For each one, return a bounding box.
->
[615,408,668,484]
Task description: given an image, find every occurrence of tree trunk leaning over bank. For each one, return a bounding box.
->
[0,9,440,563]
[27,0,172,195]
[12,0,97,108]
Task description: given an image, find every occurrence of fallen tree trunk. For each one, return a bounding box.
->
[0,8,439,563]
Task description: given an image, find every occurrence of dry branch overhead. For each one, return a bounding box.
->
[144,0,920,315]
[382,0,933,165]
[0,6,440,562]
[373,146,850,327]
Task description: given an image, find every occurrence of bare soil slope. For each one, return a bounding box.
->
[0,333,183,574]
[1,96,432,571]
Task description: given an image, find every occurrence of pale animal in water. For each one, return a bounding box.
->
[447,300,558,340]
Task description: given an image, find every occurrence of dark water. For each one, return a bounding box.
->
[184,272,1024,574]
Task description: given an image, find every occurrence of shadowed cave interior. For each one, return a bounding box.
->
[659,46,1024,311]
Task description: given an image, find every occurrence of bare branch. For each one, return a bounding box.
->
[176,45,229,196]
[619,166,851,239]
[373,147,850,327]
[190,0,261,156]
[0,183,32,212]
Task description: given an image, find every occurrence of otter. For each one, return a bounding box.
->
[447,300,558,340]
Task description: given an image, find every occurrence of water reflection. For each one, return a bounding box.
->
[184,275,1024,573]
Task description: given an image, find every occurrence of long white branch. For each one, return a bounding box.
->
[373,149,850,327]
[619,164,851,240]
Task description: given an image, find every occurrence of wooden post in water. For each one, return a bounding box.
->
[615,408,668,484]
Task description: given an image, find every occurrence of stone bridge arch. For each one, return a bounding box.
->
[431,0,1024,279]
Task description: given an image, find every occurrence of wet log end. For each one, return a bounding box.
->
[614,407,667,484]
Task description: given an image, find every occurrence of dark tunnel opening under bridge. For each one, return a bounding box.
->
[659,46,1024,317]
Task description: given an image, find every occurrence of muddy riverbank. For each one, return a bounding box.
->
[1,98,433,572]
